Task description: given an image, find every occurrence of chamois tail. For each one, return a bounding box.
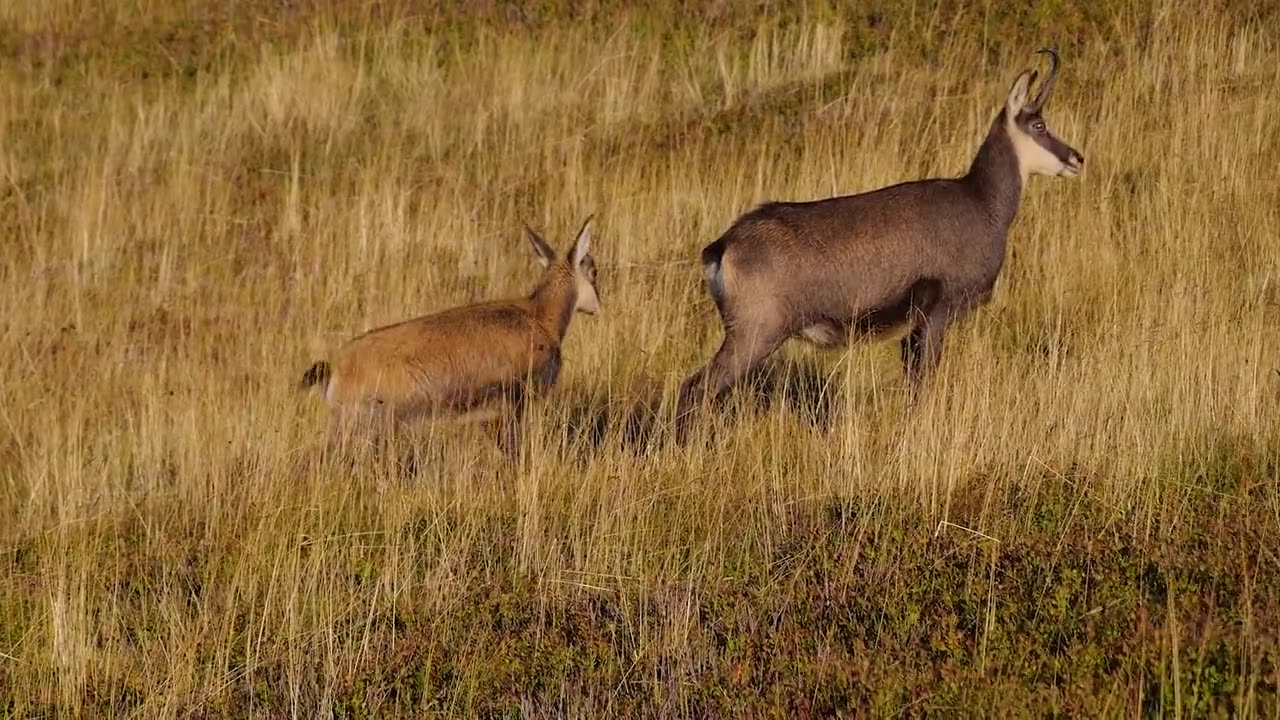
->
[298,361,331,393]
[700,236,729,317]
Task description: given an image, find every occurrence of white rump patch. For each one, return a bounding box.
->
[704,259,726,308]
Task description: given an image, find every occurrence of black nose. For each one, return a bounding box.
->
[1073,151,1085,165]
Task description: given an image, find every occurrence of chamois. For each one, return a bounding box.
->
[299,217,600,457]
[675,49,1084,437]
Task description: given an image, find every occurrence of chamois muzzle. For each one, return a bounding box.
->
[1063,149,1085,177]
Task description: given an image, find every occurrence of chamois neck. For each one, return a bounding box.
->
[529,266,577,341]
[963,110,1023,230]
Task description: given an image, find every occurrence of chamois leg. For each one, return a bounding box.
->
[321,403,398,478]
[326,405,373,454]
[496,389,527,463]
[901,306,950,406]
[675,323,787,441]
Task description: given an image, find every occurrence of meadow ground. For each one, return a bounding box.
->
[2,0,1279,716]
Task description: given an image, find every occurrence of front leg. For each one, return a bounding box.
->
[496,387,527,463]
[901,305,952,406]
[534,348,562,393]
[496,351,558,461]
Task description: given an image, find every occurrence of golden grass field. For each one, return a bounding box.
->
[2,0,1278,715]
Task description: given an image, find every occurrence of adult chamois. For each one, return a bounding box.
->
[300,217,600,458]
[675,49,1084,438]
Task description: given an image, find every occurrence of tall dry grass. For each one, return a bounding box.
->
[1,1,1278,715]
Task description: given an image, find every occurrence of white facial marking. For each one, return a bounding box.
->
[1007,115,1069,181]
[575,269,600,314]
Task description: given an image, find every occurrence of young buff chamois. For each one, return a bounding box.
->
[299,217,600,458]
[675,49,1084,439]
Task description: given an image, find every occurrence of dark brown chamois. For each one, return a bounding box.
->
[675,49,1083,438]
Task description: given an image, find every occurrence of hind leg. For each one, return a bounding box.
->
[675,321,788,441]
[325,408,361,454]
[325,402,395,457]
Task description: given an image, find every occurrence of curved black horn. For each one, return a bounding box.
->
[1029,47,1059,112]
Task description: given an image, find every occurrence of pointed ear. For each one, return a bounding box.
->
[570,215,593,266]
[525,225,556,267]
[1006,70,1034,116]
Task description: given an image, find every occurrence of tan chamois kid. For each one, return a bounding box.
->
[299,217,600,457]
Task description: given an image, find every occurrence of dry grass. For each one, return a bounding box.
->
[2,0,1279,716]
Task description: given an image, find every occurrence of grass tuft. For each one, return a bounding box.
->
[1,0,1278,715]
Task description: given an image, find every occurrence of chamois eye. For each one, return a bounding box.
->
[1031,120,1046,133]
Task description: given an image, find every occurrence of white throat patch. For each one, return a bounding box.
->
[1006,114,1068,182]
[575,273,600,315]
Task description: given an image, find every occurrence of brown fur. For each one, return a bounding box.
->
[301,218,599,458]
[675,50,1083,438]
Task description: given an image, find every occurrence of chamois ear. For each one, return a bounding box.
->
[525,225,556,267]
[1006,69,1034,116]
[570,215,593,266]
